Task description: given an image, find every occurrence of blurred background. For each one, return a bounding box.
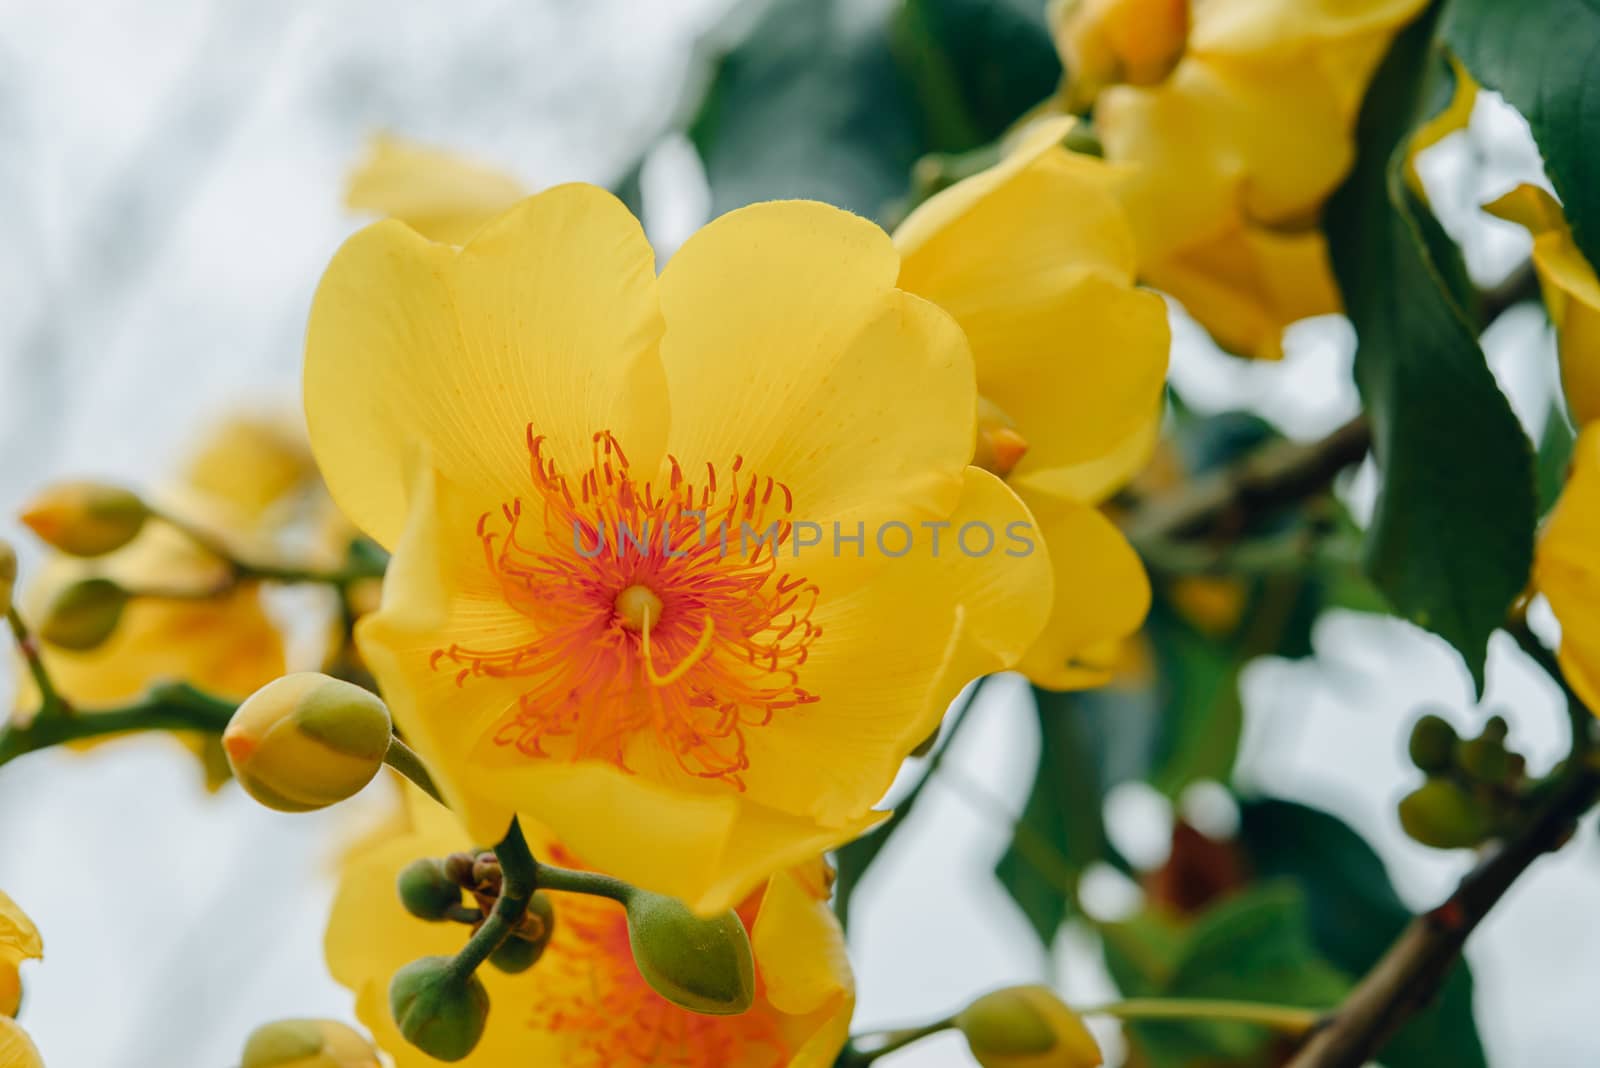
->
[0,1,1594,1065]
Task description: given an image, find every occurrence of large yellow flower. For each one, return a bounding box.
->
[13,415,327,785]
[307,183,1052,911]
[0,890,41,1020]
[1485,184,1600,427]
[1054,0,1427,358]
[892,117,1166,686]
[327,789,852,1068]
[1535,425,1600,713]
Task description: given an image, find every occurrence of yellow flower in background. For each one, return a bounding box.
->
[0,890,42,1020]
[0,1019,42,1068]
[1055,0,1427,358]
[1535,425,1600,714]
[307,183,1052,911]
[893,117,1166,687]
[346,135,523,245]
[1485,184,1600,426]
[326,790,853,1068]
[11,414,332,787]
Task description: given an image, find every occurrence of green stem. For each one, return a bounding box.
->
[6,606,68,716]
[151,507,384,591]
[842,1019,956,1066]
[1081,998,1321,1035]
[446,818,538,985]
[383,736,447,807]
[534,863,635,904]
[0,682,235,768]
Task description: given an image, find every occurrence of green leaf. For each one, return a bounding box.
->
[892,0,1061,153]
[1445,0,1600,270]
[1115,885,1350,1068]
[687,0,924,221]
[994,687,1114,945]
[1239,799,1487,1068]
[1537,404,1577,515]
[1324,8,1536,692]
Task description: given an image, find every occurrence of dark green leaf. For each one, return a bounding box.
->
[688,0,923,221]
[1537,405,1577,515]
[1239,799,1487,1068]
[1446,0,1600,270]
[1325,9,1536,692]
[994,687,1113,945]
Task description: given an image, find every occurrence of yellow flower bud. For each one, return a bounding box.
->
[389,956,489,1062]
[38,577,128,651]
[0,540,15,619]
[223,673,392,813]
[624,890,755,1016]
[1053,0,1189,109]
[241,1019,381,1068]
[20,481,148,557]
[957,985,1103,1068]
[1397,778,1493,850]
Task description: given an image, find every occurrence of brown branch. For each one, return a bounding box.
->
[1287,760,1600,1068]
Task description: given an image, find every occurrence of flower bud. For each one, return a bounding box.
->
[1458,736,1511,784]
[389,956,489,1062]
[241,1018,381,1068]
[1407,713,1458,773]
[1398,778,1493,850]
[1054,0,1189,109]
[624,890,755,1015]
[20,481,148,557]
[973,396,1030,479]
[0,540,15,619]
[398,858,462,922]
[39,576,128,651]
[223,673,392,813]
[487,891,556,974]
[956,985,1103,1068]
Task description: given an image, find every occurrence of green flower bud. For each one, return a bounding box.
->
[956,985,1103,1068]
[20,482,148,557]
[624,890,755,1015]
[241,1018,381,1068]
[389,956,489,1062]
[223,673,392,813]
[1458,736,1512,784]
[489,935,539,974]
[1482,714,1510,742]
[398,858,462,921]
[1398,778,1493,850]
[39,576,127,651]
[0,540,15,619]
[1407,713,1458,773]
[487,891,556,974]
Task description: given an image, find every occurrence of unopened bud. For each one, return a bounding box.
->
[1482,714,1510,743]
[493,890,557,973]
[39,577,128,651]
[973,397,1030,479]
[470,853,502,891]
[956,985,1103,1068]
[1458,737,1512,784]
[1398,778,1493,850]
[20,482,148,557]
[398,859,462,922]
[389,956,489,1062]
[223,673,392,813]
[489,934,539,975]
[443,852,477,887]
[624,890,755,1015]
[0,540,15,618]
[241,1018,381,1068]
[1407,713,1458,773]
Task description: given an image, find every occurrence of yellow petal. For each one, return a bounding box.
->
[179,413,317,527]
[0,1017,42,1068]
[1536,425,1600,713]
[1485,184,1600,426]
[345,134,525,245]
[1189,0,1427,55]
[1014,492,1151,689]
[1143,221,1341,360]
[1405,56,1477,199]
[305,185,669,549]
[1034,410,1162,505]
[0,962,20,1019]
[750,868,853,1018]
[0,893,40,967]
[657,199,972,535]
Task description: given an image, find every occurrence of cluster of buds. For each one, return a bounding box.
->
[1399,711,1532,850]
[398,851,557,976]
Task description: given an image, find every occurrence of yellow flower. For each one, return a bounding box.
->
[0,889,42,1020]
[1057,0,1427,358]
[0,1018,43,1068]
[346,135,523,245]
[1535,425,1600,713]
[1485,184,1600,426]
[893,117,1166,687]
[307,183,1053,911]
[326,790,853,1068]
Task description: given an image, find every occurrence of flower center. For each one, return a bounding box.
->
[432,429,822,785]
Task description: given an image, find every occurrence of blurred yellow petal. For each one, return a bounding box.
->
[1053,0,1189,108]
[1405,56,1477,199]
[180,414,318,527]
[1189,0,1426,55]
[345,135,524,245]
[1485,184,1600,426]
[1144,222,1341,360]
[0,893,40,966]
[1014,492,1150,689]
[305,185,669,549]
[0,1017,42,1068]
[1536,425,1600,713]
[1034,412,1162,505]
